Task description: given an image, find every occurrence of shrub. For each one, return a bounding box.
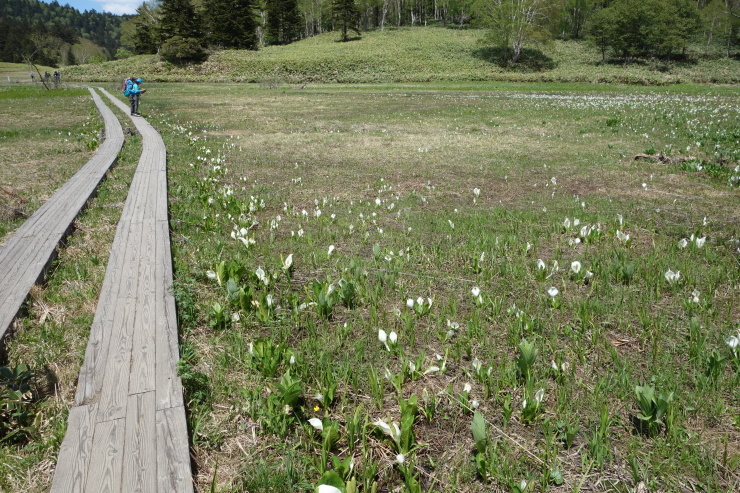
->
[115,48,134,59]
[0,364,38,443]
[161,36,208,65]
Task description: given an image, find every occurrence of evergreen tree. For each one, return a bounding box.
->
[130,2,161,54]
[589,5,615,62]
[0,20,36,63]
[50,21,78,44]
[133,22,159,54]
[159,0,204,41]
[332,0,361,41]
[206,0,258,49]
[66,48,77,65]
[265,0,302,44]
[0,0,126,56]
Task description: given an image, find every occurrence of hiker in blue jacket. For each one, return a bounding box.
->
[128,78,146,116]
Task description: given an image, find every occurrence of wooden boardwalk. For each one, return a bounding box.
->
[50,89,192,492]
[0,88,124,342]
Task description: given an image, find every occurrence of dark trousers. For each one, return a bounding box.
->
[129,93,140,114]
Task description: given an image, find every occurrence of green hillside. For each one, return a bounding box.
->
[62,27,740,85]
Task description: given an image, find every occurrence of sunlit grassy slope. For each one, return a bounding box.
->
[0,62,57,81]
[62,27,740,85]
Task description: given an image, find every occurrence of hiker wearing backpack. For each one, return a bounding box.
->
[125,77,146,116]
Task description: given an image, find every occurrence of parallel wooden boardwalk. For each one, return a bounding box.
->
[50,89,192,492]
[0,88,123,341]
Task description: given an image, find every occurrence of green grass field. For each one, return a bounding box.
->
[0,62,57,83]
[0,84,100,241]
[152,82,738,491]
[61,27,740,85]
[0,80,738,492]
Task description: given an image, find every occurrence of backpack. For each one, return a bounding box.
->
[122,77,133,96]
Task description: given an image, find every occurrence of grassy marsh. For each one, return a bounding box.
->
[144,83,738,491]
[0,85,101,241]
[0,80,737,491]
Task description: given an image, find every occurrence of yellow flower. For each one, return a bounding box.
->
[313,405,320,412]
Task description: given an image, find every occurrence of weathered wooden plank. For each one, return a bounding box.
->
[95,218,143,422]
[0,184,79,278]
[100,87,130,114]
[150,141,166,174]
[0,228,54,294]
[122,391,157,492]
[94,295,136,423]
[8,160,89,238]
[74,218,133,405]
[135,168,157,223]
[0,233,27,266]
[155,220,183,410]
[118,165,148,222]
[0,203,76,333]
[0,92,121,258]
[146,165,161,220]
[156,406,193,493]
[1,91,121,259]
[89,88,125,143]
[49,404,98,493]
[143,168,159,214]
[156,169,169,224]
[85,418,125,493]
[129,219,157,395]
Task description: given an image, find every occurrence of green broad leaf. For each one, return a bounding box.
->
[345,476,357,493]
[312,280,323,299]
[474,452,487,481]
[331,454,353,479]
[226,278,240,299]
[318,470,345,491]
[549,468,564,485]
[322,421,340,450]
[400,395,418,419]
[471,410,488,454]
[238,286,254,312]
[372,243,381,259]
[399,413,415,453]
[216,260,227,286]
[276,371,302,407]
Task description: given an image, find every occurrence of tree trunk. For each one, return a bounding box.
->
[512,36,523,63]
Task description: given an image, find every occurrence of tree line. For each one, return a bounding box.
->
[129,0,737,64]
[1,0,736,67]
[478,0,738,63]
[0,0,128,65]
